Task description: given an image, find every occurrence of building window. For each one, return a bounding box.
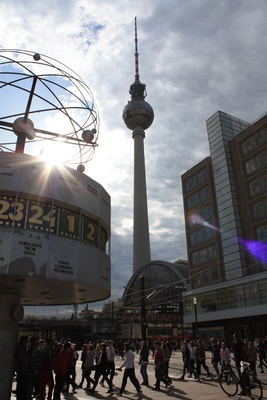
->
[262,176,267,190]
[246,159,256,175]
[206,227,215,239]
[202,187,209,200]
[198,229,205,242]
[253,202,265,219]
[255,133,263,147]
[257,152,267,167]
[195,192,201,204]
[229,286,246,309]
[204,206,212,220]
[192,252,199,266]
[257,226,267,241]
[189,216,196,227]
[190,232,198,246]
[205,292,217,311]
[249,180,260,196]
[210,266,219,282]
[200,249,207,262]
[186,179,192,192]
[200,169,207,183]
[193,175,199,186]
[187,196,194,209]
[217,289,230,310]
[192,274,201,287]
[242,140,252,155]
[208,245,217,259]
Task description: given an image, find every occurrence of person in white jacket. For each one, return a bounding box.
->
[116,342,142,397]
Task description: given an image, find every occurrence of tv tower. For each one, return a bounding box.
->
[122,17,154,274]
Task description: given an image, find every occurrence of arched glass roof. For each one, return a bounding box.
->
[122,260,190,309]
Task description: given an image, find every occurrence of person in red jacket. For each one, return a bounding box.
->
[52,342,71,400]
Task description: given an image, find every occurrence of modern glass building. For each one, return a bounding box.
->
[182,111,267,342]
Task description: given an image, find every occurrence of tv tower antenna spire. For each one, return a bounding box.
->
[122,17,154,274]
[134,17,140,82]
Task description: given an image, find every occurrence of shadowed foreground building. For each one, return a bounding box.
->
[182,110,267,342]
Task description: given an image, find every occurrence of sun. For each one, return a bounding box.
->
[39,143,70,169]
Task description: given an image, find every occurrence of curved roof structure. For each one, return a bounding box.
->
[122,260,190,309]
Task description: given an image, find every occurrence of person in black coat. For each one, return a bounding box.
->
[89,343,113,393]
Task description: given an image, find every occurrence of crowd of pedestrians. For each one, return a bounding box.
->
[14,336,79,400]
[11,333,267,398]
[178,334,267,383]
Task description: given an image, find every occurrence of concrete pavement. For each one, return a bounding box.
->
[11,350,267,400]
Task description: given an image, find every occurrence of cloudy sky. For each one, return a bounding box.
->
[1,0,267,316]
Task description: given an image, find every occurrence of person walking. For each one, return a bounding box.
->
[116,341,142,397]
[231,333,244,378]
[188,340,198,379]
[139,340,149,386]
[257,338,266,373]
[40,338,54,400]
[106,340,116,385]
[27,336,41,400]
[89,343,114,393]
[179,341,190,380]
[196,340,210,377]
[84,343,96,390]
[14,336,29,400]
[220,341,231,372]
[64,343,77,393]
[162,341,172,385]
[210,338,220,378]
[153,341,169,390]
[78,343,88,388]
[52,341,71,400]
[245,341,257,373]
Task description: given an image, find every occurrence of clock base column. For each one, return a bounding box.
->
[0,294,21,400]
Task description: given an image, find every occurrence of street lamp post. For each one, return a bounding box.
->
[179,300,184,341]
[140,276,147,340]
[193,297,198,338]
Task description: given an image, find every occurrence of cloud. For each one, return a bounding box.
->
[1,0,267,315]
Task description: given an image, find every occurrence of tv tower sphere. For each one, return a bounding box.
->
[122,84,154,131]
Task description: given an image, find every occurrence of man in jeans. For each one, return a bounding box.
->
[100,340,116,387]
[139,341,149,386]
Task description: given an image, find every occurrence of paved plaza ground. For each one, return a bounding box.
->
[11,350,267,400]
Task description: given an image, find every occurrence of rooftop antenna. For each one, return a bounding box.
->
[129,17,147,99]
[134,16,140,82]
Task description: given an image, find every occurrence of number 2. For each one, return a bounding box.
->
[87,223,95,242]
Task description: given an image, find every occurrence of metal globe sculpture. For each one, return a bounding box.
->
[0,49,110,400]
[0,49,99,169]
